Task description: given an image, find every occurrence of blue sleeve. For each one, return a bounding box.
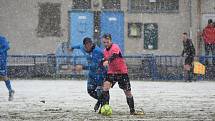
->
[92,47,106,71]
[71,45,87,55]
[0,37,9,53]
[71,45,81,49]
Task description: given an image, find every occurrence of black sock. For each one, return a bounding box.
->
[101,91,110,106]
[188,70,192,80]
[97,88,103,104]
[127,96,135,113]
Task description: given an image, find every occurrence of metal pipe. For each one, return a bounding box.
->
[189,0,192,38]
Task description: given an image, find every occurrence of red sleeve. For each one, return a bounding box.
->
[203,28,207,41]
[111,44,120,54]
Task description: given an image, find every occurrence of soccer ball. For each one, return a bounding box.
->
[100,104,112,116]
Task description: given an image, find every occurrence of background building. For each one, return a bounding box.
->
[0,0,215,55]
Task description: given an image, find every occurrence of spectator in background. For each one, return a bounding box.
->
[202,19,215,65]
[181,32,196,82]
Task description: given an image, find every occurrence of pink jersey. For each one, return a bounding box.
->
[103,44,128,74]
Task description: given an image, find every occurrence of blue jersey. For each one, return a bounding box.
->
[72,45,107,85]
[0,35,9,76]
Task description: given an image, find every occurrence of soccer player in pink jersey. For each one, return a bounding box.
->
[101,33,141,115]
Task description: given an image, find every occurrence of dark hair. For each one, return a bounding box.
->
[183,32,188,35]
[102,33,112,41]
[208,19,213,24]
[83,37,92,45]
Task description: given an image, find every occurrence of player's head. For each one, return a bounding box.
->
[83,37,93,52]
[102,33,112,49]
[208,19,213,25]
[182,32,188,41]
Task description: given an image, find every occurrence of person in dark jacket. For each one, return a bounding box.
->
[181,32,196,82]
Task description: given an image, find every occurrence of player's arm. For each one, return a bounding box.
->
[202,28,207,41]
[181,42,185,57]
[107,53,122,63]
[0,38,9,53]
[104,46,121,64]
[68,45,81,51]
[189,40,196,56]
[181,49,185,57]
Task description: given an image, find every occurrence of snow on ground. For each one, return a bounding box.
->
[0,80,215,121]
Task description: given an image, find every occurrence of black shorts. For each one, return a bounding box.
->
[106,74,131,91]
[185,56,194,65]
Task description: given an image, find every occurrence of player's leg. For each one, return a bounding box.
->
[102,81,111,105]
[119,74,144,115]
[87,77,103,112]
[1,76,15,101]
[125,91,135,114]
[101,74,117,106]
[87,77,98,99]
[96,80,111,114]
[212,44,215,65]
[185,56,194,82]
[94,85,103,112]
[205,44,210,65]
[118,74,136,114]
[0,63,15,101]
[184,57,192,82]
[94,74,106,112]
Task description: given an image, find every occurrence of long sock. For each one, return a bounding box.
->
[184,70,189,81]
[188,70,192,81]
[4,80,12,92]
[96,88,103,105]
[101,91,110,106]
[127,96,135,113]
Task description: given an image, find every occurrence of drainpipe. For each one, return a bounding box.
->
[197,0,202,56]
[189,0,192,38]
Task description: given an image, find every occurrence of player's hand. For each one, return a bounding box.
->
[103,60,109,67]
[67,47,73,52]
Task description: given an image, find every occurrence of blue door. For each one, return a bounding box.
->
[100,11,124,53]
[69,11,94,46]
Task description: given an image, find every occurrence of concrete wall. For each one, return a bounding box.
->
[0,0,71,55]
[201,0,215,28]
[0,0,214,55]
[201,0,215,14]
[123,0,190,55]
[199,0,215,54]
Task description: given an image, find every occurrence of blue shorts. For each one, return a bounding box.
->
[0,51,8,76]
[0,62,7,76]
[87,74,105,90]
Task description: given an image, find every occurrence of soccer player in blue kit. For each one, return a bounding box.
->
[0,35,15,101]
[69,37,109,112]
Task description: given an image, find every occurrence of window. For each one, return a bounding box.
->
[144,23,158,50]
[72,0,91,9]
[102,0,121,10]
[128,23,142,38]
[128,0,179,13]
[37,2,61,37]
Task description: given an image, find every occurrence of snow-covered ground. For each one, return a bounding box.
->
[0,80,215,121]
